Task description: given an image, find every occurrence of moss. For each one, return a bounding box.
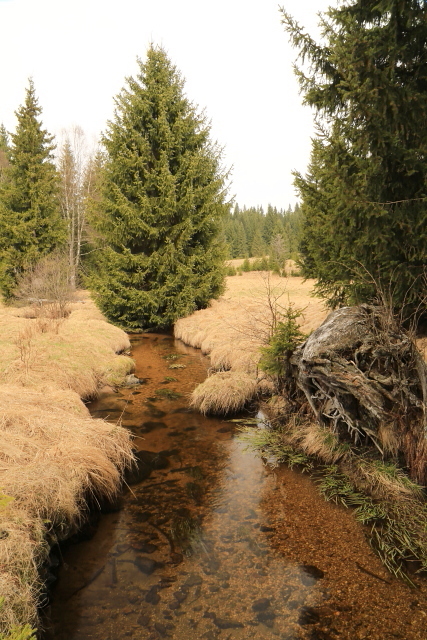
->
[154,388,182,400]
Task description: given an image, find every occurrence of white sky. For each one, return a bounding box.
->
[0,0,333,210]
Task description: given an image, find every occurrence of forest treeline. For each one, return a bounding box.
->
[223,203,302,260]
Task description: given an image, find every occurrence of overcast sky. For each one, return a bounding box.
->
[0,0,333,209]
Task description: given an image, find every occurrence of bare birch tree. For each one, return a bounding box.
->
[57,126,101,288]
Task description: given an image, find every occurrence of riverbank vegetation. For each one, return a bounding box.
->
[0,293,134,636]
[242,302,427,583]
[175,270,327,414]
[179,269,427,582]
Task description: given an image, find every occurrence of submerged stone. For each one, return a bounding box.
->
[144,404,167,418]
[154,622,169,636]
[300,564,325,586]
[252,598,271,612]
[298,606,321,625]
[133,542,157,554]
[214,617,244,629]
[135,556,157,575]
[173,590,188,603]
[217,425,233,433]
[170,552,184,564]
[137,614,150,626]
[124,374,142,386]
[183,573,203,587]
[256,610,276,622]
[145,585,161,604]
[138,421,168,433]
[125,450,169,484]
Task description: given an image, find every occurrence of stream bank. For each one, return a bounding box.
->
[0,293,134,636]
[44,333,427,640]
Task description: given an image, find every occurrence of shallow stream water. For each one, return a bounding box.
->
[43,334,427,640]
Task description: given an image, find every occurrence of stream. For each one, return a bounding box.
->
[43,334,427,640]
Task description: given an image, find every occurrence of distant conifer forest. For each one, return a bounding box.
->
[223,203,302,260]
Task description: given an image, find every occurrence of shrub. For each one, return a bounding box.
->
[259,304,306,377]
[241,258,251,272]
[14,251,75,319]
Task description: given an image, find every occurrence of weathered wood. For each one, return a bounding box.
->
[287,305,427,484]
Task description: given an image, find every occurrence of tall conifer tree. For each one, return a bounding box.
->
[0,80,64,298]
[283,1,427,313]
[88,46,229,329]
[0,125,10,179]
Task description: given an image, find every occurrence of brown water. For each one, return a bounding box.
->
[43,334,427,640]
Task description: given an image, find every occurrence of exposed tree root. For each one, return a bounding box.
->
[287,305,427,485]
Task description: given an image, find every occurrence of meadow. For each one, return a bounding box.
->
[175,269,327,414]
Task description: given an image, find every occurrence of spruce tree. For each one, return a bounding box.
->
[0,125,10,180]
[0,80,64,298]
[283,1,427,314]
[88,46,229,329]
[250,227,266,257]
[234,221,248,257]
[263,204,279,245]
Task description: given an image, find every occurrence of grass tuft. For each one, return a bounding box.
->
[318,465,427,584]
[190,371,258,415]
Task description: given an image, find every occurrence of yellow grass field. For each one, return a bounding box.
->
[175,271,328,414]
[0,294,134,634]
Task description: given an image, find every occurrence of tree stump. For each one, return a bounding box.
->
[289,305,427,485]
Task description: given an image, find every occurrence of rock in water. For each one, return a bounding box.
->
[252,598,271,612]
[300,565,325,585]
[135,556,157,575]
[214,617,244,629]
[298,606,320,625]
[183,573,203,587]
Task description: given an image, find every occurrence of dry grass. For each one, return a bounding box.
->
[0,392,133,631]
[291,422,348,465]
[190,371,258,415]
[0,387,133,522]
[0,292,135,634]
[175,271,327,414]
[0,295,133,397]
[0,505,46,633]
[344,459,424,502]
